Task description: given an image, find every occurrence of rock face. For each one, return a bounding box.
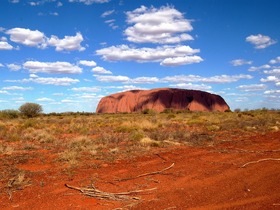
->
[96,88,230,113]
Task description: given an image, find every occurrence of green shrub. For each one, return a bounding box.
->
[19,103,43,118]
[0,109,20,119]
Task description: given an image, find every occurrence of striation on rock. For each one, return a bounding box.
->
[96,88,230,113]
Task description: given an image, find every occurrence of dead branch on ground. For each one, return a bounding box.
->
[65,183,156,200]
[116,163,175,181]
[240,158,280,168]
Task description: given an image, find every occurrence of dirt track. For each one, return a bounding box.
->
[1,131,280,209]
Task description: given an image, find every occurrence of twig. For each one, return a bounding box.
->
[240,158,280,168]
[155,153,167,161]
[65,184,156,201]
[116,163,174,181]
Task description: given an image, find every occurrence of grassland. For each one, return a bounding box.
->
[0,110,279,209]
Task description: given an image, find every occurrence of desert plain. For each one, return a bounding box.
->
[0,110,280,209]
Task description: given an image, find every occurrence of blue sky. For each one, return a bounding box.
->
[0,0,279,113]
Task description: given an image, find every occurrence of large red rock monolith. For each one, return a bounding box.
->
[96,88,230,113]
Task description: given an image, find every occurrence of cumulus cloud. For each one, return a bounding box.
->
[23,61,82,74]
[0,41,14,50]
[264,90,280,94]
[108,85,147,91]
[269,56,280,64]
[94,73,252,85]
[248,64,271,72]
[7,63,21,71]
[71,87,101,92]
[36,97,55,102]
[5,76,80,86]
[260,75,279,83]
[68,0,110,5]
[94,75,130,82]
[130,77,159,84]
[78,60,97,67]
[95,75,159,84]
[96,45,201,66]
[92,66,112,74]
[125,5,193,44]
[6,27,47,49]
[162,74,253,83]
[246,34,277,49]
[48,32,85,51]
[2,86,33,91]
[5,27,85,51]
[264,68,280,75]
[230,59,253,66]
[160,55,203,66]
[170,83,212,90]
[236,84,267,92]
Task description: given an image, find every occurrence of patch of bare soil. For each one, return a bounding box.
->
[1,131,280,210]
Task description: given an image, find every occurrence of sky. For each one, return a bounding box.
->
[0,0,279,113]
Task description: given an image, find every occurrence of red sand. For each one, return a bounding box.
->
[1,131,280,209]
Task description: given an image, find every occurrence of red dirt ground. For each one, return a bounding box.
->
[1,131,280,210]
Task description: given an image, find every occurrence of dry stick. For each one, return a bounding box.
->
[65,184,157,201]
[117,163,175,182]
[240,158,280,168]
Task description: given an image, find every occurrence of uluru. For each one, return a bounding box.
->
[96,88,230,113]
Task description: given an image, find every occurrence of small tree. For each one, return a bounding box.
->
[19,103,43,118]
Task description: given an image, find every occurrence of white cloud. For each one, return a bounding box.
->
[0,41,14,50]
[230,59,253,66]
[264,90,280,94]
[92,66,112,74]
[2,86,33,91]
[162,74,253,83]
[23,61,82,74]
[68,0,110,5]
[94,74,252,85]
[61,99,79,103]
[108,85,147,91]
[6,27,47,49]
[260,75,279,83]
[236,84,267,92]
[71,87,101,92]
[264,68,280,75]
[5,27,85,51]
[47,32,85,51]
[96,45,201,65]
[0,90,9,95]
[9,0,20,3]
[246,34,277,49]
[7,63,21,71]
[248,64,271,72]
[50,12,59,16]
[104,19,118,29]
[0,63,4,67]
[170,83,212,90]
[36,97,55,102]
[30,73,39,78]
[269,56,280,64]
[95,75,130,82]
[5,76,80,86]
[160,55,203,66]
[125,5,193,44]
[261,73,280,86]
[101,10,115,17]
[78,60,97,67]
[78,93,98,99]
